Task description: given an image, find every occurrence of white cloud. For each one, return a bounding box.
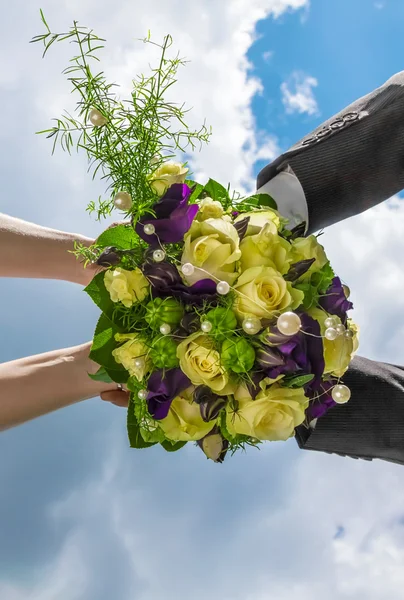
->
[374,2,385,9]
[281,70,319,115]
[262,50,274,62]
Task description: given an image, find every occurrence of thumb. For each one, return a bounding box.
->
[100,389,130,408]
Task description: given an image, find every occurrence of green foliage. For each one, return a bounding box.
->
[295,261,336,309]
[161,440,187,452]
[96,224,138,250]
[84,271,115,319]
[90,313,128,379]
[31,14,211,221]
[88,366,114,383]
[127,395,157,449]
[235,193,278,213]
[282,374,315,388]
[202,179,230,207]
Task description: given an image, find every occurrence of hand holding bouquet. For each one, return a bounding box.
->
[32,13,358,462]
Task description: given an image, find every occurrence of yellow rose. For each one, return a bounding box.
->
[290,236,328,279]
[112,333,151,381]
[181,218,241,285]
[234,209,281,236]
[148,161,188,196]
[308,308,360,377]
[197,197,224,221]
[160,387,216,441]
[234,266,304,321]
[104,267,149,308]
[226,384,309,441]
[177,332,229,393]
[239,223,293,274]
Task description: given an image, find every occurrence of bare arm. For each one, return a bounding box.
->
[0,342,128,431]
[0,213,95,285]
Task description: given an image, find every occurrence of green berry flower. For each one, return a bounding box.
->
[221,337,255,374]
[205,307,237,339]
[145,297,184,330]
[150,336,179,369]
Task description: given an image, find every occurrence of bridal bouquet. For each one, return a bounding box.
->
[33,14,359,462]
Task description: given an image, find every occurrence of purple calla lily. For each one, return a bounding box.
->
[147,368,191,420]
[136,184,198,245]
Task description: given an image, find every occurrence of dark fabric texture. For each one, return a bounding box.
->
[257,72,404,465]
[257,71,404,234]
[295,357,404,465]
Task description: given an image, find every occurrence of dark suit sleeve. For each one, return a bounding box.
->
[295,357,404,464]
[257,71,404,234]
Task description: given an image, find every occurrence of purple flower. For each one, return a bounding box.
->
[306,379,338,420]
[319,277,353,324]
[258,313,325,391]
[147,368,191,420]
[136,184,198,245]
[142,261,182,292]
[193,386,227,422]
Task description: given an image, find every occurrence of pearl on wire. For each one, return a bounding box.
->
[242,317,262,335]
[343,284,351,298]
[277,312,301,336]
[114,191,132,211]
[153,249,166,262]
[89,108,107,126]
[201,320,213,333]
[216,281,230,295]
[325,327,338,341]
[181,263,195,277]
[134,357,145,370]
[344,329,354,339]
[138,389,148,401]
[159,323,171,335]
[324,316,338,329]
[335,324,346,336]
[143,223,156,236]
[331,384,351,404]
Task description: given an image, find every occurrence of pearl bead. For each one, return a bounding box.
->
[325,327,338,341]
[143,223,156,236]
[113,191,132,211]
[343,284,351,299]
[134,357,145,369]
[138,389,148,401]
[201,320,213,333]
[277,312,301,336]
[153,249,165,262]
[89,108,107,126]
[331,384,351,404]
[336,324,346,336]
[324,316,338,329]
[216,281,230,295]
[159,323,171,335]
[242,317,262,335]
[181,263,195,277]
[344,329,354,339]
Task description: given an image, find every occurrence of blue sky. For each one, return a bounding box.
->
[2,1,404,599]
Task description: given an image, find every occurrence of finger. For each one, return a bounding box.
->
[100,390,130,408]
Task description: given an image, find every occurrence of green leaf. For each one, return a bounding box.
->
[247,193,278,210]
[186,180,204,202]
[96,224,137,250]
[203,179,229,203]
[84,271,115,319]
[283,374,315,388]
[105,367,130,385]
[88,366,114,383]
[127,398,157,449]
[160,440,187,452]
[90,313,128,374]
